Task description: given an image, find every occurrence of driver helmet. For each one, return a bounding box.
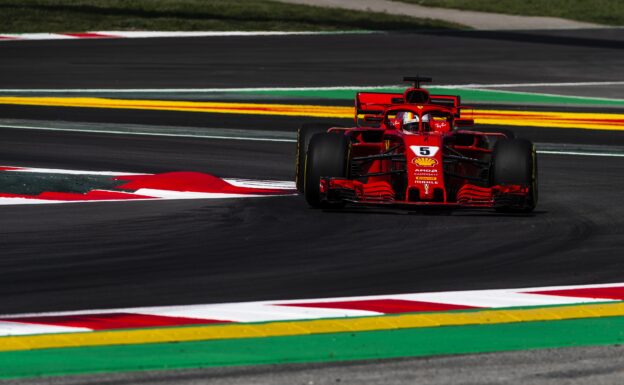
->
[401,111,419,132]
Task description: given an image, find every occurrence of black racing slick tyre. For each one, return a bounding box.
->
[295,123,341,193]
[304,133,350,208]
[490,138,538,212]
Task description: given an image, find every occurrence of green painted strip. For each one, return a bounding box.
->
[2,87,623,107]
[3,315,624,379]
[246,87,624,107]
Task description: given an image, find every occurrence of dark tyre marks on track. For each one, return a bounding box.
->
[0,30,623,314]
[0,126,622,314]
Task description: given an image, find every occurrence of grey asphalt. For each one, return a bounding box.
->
[0,30,622,89]
[0,31,623,383]
[0,124,623,314]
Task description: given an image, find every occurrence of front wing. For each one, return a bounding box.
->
[319,178,531,209]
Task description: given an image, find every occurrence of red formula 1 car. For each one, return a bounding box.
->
[295,77,538,212]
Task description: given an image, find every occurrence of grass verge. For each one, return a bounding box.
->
[0,0,464,33]
[394,0,624,26]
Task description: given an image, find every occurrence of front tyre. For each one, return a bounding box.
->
[295,123,340,193]
[490,138,538,212]
[304,133,350,208]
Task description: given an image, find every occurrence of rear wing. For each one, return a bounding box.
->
[355,91,463,126]
[430,95,461,114]
[355,92,402,127]
[356,92,403,115]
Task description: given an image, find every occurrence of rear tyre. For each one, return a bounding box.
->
[304,133,350,208]
[295,123,340,193]
[490,138,538,212]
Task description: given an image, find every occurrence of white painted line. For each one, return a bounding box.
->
[435,81,624,89]
[0,197,162,206]
[397,291,610,308]
[537,150,624,157]
[5,167,145,176]
[135,303,378,323]
[0,30,375,42]
[105,31,369,38]
[133,188,294,199]
[0,33,77,40]
[0,195,294,206]
[0,321,90,336]
[0,124,297,143]
[0,198,66,205]
[1,81,623,93]
[224,178,296,190]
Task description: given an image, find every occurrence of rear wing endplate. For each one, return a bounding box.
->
[355,92,402,126]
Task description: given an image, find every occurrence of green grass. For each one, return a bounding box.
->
[0,0,465,33]
[395,0,624,25]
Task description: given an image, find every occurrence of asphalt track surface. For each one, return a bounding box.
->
[1,29,623,88]
[1,29,624,382]
[1,128,623,316]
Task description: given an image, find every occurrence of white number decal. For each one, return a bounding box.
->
[410,146,439,157]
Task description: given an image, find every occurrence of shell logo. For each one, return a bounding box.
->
[412,157,438,167]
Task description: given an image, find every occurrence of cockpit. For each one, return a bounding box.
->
[387,110,453,133]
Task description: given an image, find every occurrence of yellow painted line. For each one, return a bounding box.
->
[0,97,622,130]
[1,302,624,352]
[0,97,352,118]
[472,109,624,131]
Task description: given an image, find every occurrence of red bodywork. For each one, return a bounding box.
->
[318,86,531,209]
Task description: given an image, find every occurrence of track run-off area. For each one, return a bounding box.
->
[0,29,623,382]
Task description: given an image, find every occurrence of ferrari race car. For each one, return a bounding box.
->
[295,77,538,212]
